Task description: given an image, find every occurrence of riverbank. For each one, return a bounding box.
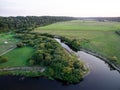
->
[55,38,89,78]
[54,35,120,73]
[80,48,120,72]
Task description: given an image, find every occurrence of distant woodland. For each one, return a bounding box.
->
[79,17,120,22]
[0,16,76,32]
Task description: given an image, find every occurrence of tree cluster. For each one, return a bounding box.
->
[59,36,82,51]
[16,33,87,83]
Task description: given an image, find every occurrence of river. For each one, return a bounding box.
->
[0,39,120,90]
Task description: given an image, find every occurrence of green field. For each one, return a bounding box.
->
[36,20,120,31]
[34,20,120,65]
[0,33,18,55]
[0,47,34,68]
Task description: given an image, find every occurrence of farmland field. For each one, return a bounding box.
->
[34,20,120,65]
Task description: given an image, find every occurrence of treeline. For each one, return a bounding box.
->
[79,17,120,22]
[0,16,76,32]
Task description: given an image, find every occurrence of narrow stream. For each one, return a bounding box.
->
[0,38,120,90]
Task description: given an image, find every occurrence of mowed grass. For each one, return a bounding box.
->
[0,47,34,68]
[0,33,18,55]
[34,20,120,65]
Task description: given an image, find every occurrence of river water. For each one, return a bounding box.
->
[0,39,120,90]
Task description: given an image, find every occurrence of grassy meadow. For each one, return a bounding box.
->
[0,47,34,68]
[0,33,18,55]
[34,20,120,65]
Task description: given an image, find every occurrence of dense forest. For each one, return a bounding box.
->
[0,16,76,32]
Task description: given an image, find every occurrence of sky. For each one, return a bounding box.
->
[0,0,120,17]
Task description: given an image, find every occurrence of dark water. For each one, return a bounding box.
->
[0,39,120,90]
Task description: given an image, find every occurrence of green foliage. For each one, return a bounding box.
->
[16,33,87,83]
[29,59,35,65]
[60,36,81,51]
[0,16,76,32]
[115,30,120,35]
[109,56,118,63]
[0,56,8,63]
[16,42,24,47]
[45,67,54,77]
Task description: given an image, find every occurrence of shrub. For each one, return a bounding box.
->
[115,31,120,35]
[29,59,35,65]
[16,42,24,47]
[0,56,8,63]
[110,56,118,63]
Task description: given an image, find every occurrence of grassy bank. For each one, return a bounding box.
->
[34,20,120,65]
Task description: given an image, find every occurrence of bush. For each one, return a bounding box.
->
[40,33,54,38]
[115,30,120,35]
[70,39,81,51]
[29,59,35,65]
[0,56,8,63]
[60,36,81,51]
[110,56,118,63]
[16,42,24,47]
[45,67,54,76]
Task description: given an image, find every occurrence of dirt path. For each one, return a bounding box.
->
[0,66,45,72]
[0,46,16,56]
